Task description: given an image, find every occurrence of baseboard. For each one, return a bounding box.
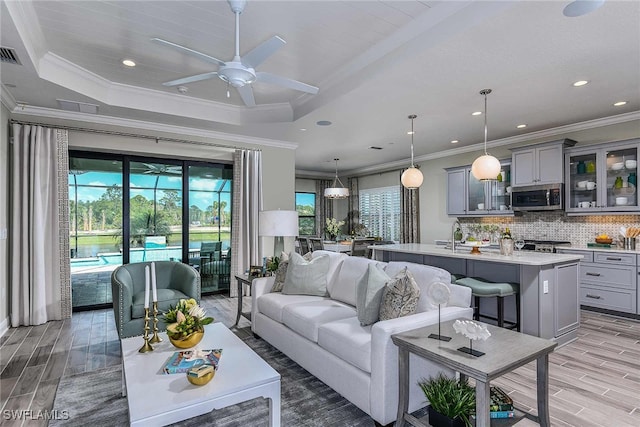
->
[0,316,9,339]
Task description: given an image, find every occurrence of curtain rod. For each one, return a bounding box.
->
[9,119,260,152]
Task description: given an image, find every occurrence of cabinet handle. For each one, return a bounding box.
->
[585,294,602,300]
[605,257,622,261]
[585,272,601,277]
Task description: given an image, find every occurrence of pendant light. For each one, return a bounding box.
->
[401,114,424,190]
[324,158,349,199]
[471,89,501,181]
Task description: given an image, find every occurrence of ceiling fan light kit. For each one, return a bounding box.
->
[324,159,350,199]
[471,89,501,181]
[401,114,424,190]
[154,0,318,107]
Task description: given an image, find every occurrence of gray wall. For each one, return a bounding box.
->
[0,104,9,333]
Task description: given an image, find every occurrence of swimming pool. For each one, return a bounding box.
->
[70,247,200,271]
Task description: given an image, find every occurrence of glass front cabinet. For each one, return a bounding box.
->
[446,161,512,216]
[565,139,640,214]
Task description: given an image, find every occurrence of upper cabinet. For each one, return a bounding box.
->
[511,139,576,187]
[565,138,640,214]
[445,161,512,216]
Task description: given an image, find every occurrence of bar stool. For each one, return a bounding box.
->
[454,277,520,331]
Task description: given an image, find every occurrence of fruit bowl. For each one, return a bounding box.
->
[595,237,613,244]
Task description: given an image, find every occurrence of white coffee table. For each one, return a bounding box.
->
[120,322,281,427]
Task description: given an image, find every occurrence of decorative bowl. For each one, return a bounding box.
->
[186,364,215,386]
[595,237,613,244]
[611,162,624,171]
[168,330,204,349]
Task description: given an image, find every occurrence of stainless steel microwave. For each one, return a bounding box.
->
[511,184,563,211]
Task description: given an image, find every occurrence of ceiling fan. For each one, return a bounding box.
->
[152,0,319,107]
[142,164,182,175]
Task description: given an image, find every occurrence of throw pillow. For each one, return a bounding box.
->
[282,252,330,296]
[356,263,389,326]
[378,267,420,321]
[271,252,311,293]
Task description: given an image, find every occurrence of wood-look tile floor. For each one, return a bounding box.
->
[0,301,638,426]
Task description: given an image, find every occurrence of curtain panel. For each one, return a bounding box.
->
[400,170,420,243]
[347,177,359,235]
[10,124,71,326]
[314,180,334,238]
[230,150,263,297]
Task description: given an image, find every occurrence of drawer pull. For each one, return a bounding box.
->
[585,272,601,277]
[585,294,602,299]
[605,257,622,261]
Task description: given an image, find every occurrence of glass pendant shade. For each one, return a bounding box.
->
[325,158,349,199]
[401,167,424,189]
[471,89,501,181]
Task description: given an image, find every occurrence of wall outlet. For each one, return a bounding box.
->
[543,280,549,294]
[0,228,6,240]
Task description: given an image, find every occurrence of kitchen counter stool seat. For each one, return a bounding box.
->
[455,277,520,331]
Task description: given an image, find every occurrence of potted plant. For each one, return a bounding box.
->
[418,374,475,427]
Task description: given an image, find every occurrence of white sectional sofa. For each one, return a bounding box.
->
[251,250,473,426]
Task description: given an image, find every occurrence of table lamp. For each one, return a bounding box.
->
[259,210,299,256]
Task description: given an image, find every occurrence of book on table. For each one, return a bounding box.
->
[490,386,514,411]
[490,410,515,419]
[163,349,223,374]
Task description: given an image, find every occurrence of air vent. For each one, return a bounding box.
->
[0,47,21,65]
[57,99,99,114]
[369,146,383,150]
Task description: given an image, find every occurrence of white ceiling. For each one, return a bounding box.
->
[1,0,639,175]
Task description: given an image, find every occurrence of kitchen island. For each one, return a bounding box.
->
[372,243,583,345]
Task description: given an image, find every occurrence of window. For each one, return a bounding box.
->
[296,192,316,236]
[359,186,400,242]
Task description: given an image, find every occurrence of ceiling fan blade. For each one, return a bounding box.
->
[237,85,256,107]
[241,36,286,69]
[256,72,319,95]
[162,72,219,87]
[151,38,226,67]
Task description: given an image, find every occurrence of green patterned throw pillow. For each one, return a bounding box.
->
[378,267,420,321]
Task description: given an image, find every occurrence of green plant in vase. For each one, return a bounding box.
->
[418,373,475,427]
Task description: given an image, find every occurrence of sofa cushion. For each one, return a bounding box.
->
[311,250,349,296]
[257,292,325,323]
[282,253,330,296]
[317,317,372,373]
[356,263,389,326]
[131,288,190,319]
[330,256,382,306]
[271,252,312,293]
[385,261,453,313]
[379,268,420,321]
[282,300,357,342]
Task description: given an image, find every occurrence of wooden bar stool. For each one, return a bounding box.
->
[454,277,520,331]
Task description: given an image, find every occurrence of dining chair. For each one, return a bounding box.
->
[350,238,376,258]
[307,237,324,252]
[297,237,311,254]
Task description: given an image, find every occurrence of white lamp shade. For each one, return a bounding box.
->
[324,187,349,199]
[259,210,299,237]
[401,167,424,189]
[471,154,501,181]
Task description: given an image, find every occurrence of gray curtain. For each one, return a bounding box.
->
[347,177,359,236]
[400,170,420,243]
[315,180,333,238]
[231,150,263,297]
[10,124,71,326]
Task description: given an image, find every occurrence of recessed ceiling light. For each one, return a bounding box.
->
[471,111,482,116]
[613,101,628,107]
[122,59,136,67]
[572,80,588,87]
[407,131,415,135]
[316,120,332,126]
[300,128,307,131]
[516,124,527,129]
[451,140,459,144]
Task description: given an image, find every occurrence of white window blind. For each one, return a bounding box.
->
[359,185,400,242]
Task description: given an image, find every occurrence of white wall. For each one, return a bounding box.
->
[1,104,10,335]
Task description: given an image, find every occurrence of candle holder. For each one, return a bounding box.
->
[149,301,163,344]
[139,308,154,353]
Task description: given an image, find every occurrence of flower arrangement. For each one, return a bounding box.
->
[325,217,345,239]
[164,298,214,339]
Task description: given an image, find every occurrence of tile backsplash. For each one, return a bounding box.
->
[458,212,640,247]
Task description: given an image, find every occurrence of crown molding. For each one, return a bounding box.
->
[295,170,336,179]
[344,111,640,176]
[0,86,17,111]
[5,0,48,72]
[11,105,298,150]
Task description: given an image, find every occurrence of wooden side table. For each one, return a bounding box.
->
[234,274,253,327]
[391,319,556,427]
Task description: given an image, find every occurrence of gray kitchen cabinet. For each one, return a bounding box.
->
[511,139,576,187]
[445,162,512,216]
[565,138,640,214]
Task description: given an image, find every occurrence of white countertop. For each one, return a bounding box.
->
[371,243,583,266]
[558,246,640,255]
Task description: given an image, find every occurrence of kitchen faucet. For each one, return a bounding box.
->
[451,219,461,252]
